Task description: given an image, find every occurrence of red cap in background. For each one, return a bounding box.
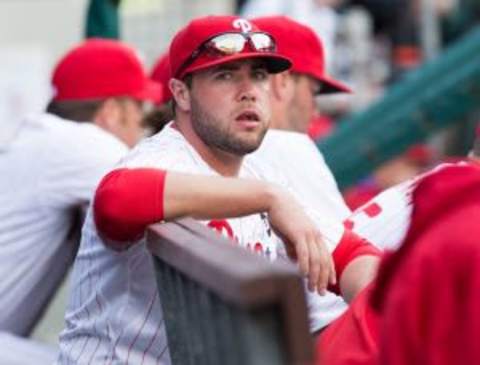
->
[169,15,291,79]
[150,52,173,105]
[52,38,161,102]
[252,16,351,94]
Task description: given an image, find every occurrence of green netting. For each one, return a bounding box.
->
[319,26,480,189]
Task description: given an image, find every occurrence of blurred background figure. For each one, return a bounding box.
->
[253,15,351,134]
[252,16,352,223]
[0,37,159,364]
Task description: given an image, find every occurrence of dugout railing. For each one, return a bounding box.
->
[147,218,314,365]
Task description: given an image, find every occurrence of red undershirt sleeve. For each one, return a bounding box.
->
[93,168,167,248]
[329,228,382,295]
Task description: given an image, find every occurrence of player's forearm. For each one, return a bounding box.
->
[339,255,380,303]
[94,167,279,246]
[164,171,278,221]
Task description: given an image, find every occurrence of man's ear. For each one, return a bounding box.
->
[271,71,294,102]
[93,98,122,130]
[169,78,191,112]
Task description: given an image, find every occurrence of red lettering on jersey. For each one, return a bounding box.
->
[344,219,355,230]
[364,202,382,217]
[344,202,383,230]
[207,220,234,239]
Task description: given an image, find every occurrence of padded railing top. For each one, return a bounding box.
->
[147,217,302,307]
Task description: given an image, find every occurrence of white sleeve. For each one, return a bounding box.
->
[40,124,128,209]
[346,180,414,251]
[347,163,465,251]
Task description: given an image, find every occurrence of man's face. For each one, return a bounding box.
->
[288,74,321,134]
[188,59,271,155]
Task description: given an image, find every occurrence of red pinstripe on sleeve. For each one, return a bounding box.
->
[329,229,382,295]
[93,168,166,248]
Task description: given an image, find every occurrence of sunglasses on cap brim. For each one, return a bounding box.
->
[176,32,277,78]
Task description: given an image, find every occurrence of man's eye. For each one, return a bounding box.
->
[215,71,233,80]
[253,70,268,80]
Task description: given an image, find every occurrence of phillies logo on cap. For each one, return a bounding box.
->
[233,18,252,33]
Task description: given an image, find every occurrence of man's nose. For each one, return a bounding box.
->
[237,77,258,102]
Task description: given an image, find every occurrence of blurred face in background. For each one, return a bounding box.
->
[96,97,146,148]
[287,73,322,133]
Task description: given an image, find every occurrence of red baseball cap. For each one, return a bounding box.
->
[52,38,161,102]
[169,15,291,79]
[253,16,351,94]
[150,52,173,105]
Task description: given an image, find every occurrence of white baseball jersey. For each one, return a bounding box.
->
[57,123,346,364]
[254,129,351,220]
[0,113,128,336]
[346,162,466,251]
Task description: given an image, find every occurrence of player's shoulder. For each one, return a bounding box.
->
[244,152,290,187]
[41,113,124,147]
[118,123,196,170]
[255,129,325,164]
[260,129,313,150]
[31,113,128,164]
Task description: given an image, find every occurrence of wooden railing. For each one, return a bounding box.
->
[147,218,314,365]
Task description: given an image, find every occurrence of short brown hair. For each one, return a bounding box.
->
[46,99,105,122]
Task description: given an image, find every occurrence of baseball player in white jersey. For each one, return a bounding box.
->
[57,16,380,364]
[149,16,355,328]
[0,39,159,364]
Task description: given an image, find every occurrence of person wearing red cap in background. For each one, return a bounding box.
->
[249,14,360,332]
[251,16,352,219]
[0,38,160,364]
[58,15,380,364]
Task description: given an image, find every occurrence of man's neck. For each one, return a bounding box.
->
[174,119,243,177]
[270,105,292,132]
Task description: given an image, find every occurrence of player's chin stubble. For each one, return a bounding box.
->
[190,97,267,156]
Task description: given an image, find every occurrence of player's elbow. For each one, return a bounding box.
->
[93,169,147,247]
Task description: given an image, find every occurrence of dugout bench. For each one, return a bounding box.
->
[147,218,314,365]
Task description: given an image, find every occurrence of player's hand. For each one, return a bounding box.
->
[267,188,336,295]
